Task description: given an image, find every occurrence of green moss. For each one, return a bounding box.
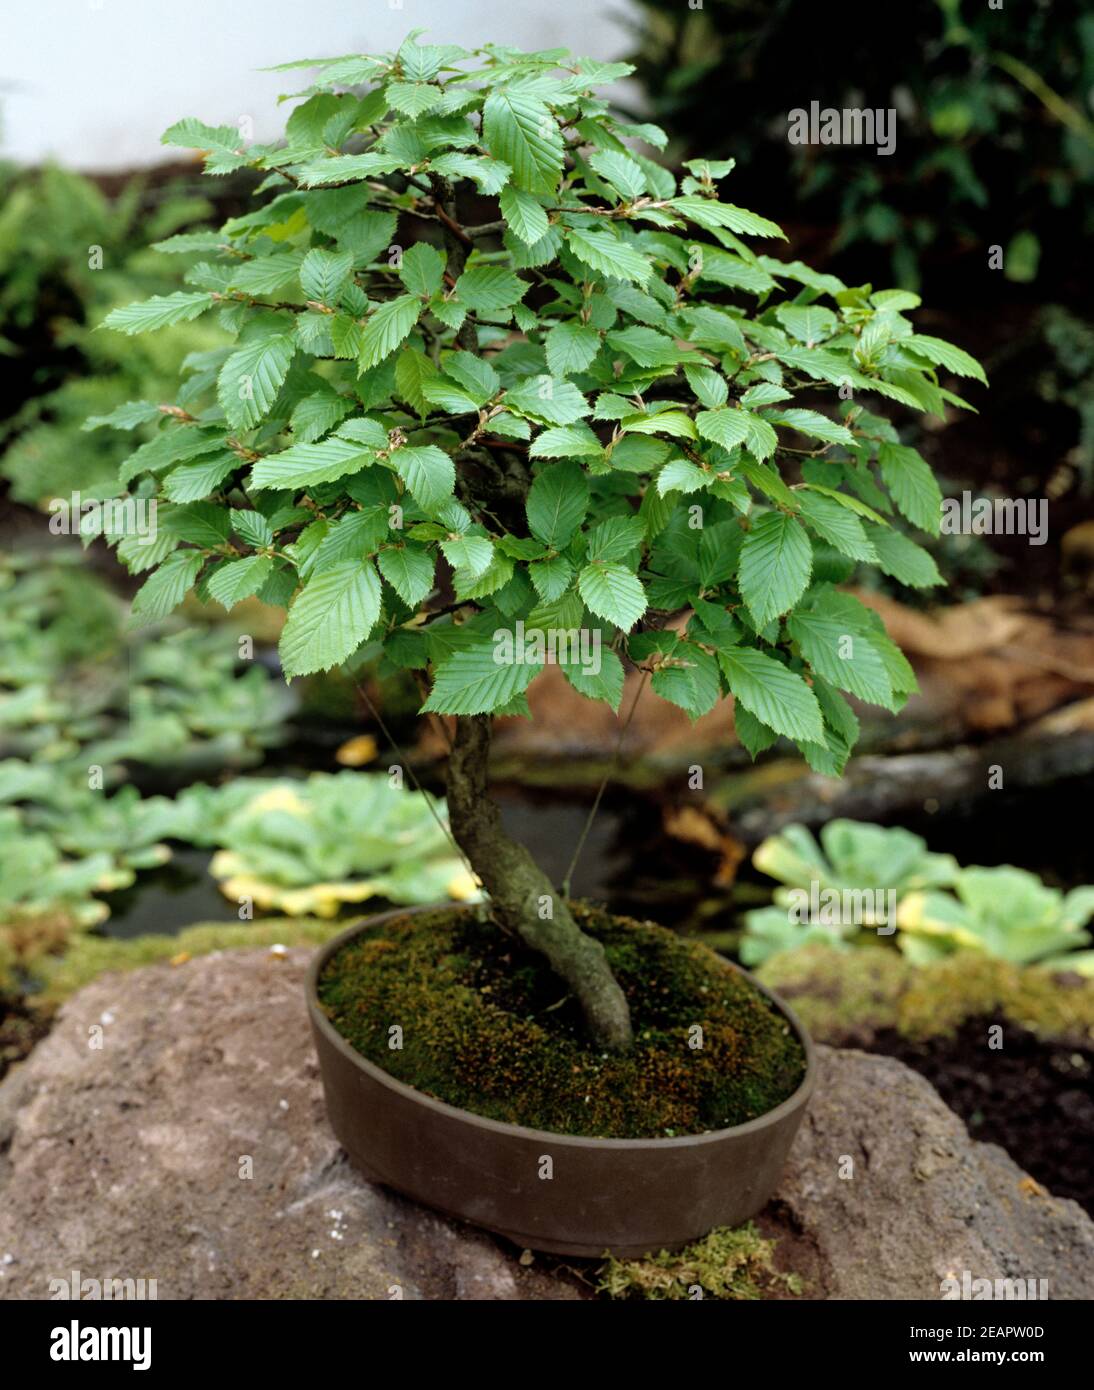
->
[30,916,343,1007]
[317,903,806,1139]
[757,944,1094,1045]
[596,1222,801,1300]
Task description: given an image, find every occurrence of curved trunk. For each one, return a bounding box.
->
[445,714,633,1052]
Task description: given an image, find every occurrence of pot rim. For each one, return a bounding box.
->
[306,903,816,1151]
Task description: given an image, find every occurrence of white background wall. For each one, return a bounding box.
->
[2,0,637,170]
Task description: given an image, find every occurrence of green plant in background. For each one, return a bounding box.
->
[740,819,958,963]
[0,550,292,776]
[743,818,1094,973]
[0,808,130,990]
[624,0,1094,290]
[0,162,225,505]
[899,867,1094,971]
[171,772,481,916]
[88,33,979,1049]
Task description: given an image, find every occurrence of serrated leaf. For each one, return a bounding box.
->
[796,491,877,563]
[290,387,353,443]
[385,81,442,118]
[391,444,455,510]
[906,334,987,385]
[250,436,374,489]
[394,348,439,417]
[453,264,527,315]
[771,408,855,446]
[588,149,647,202]
[499,186,549,246]
[565,227,651,285]
[162,450,238,502]
[529,422,603,459]
[786,607,895,708]
[131,549,205,624]
[482,91,564,195]
[102,291,215,335]
[207,555,274,609]
[358,294,421,371]
[878,442,942,536]
[718,647,824,743]
[526,461,588,548]
[505,377,590,425]
[867,525,943,588]
[300,247,354,305]
[217,333,295,432]
[377,544,436,606]
[668,196,784,239]
[279,560,382,677]
[696,408,748,451]
[424,633,541,714]
[528,553,574,600]
[578,562,647,630]
[738,512,812,627]
[399,242,446,298]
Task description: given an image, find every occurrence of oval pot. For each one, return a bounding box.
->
[306,907,815,1258]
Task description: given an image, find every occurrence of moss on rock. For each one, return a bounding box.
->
[596,1222,801,1300]
[318,903,806,1139]
[757,944,1094,1046]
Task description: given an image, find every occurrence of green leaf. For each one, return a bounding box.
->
[499,186,549,246]
[786,607,895,708]
[377,544,436,606]
[394,348,439,417]
[878,442,942,536]
[385,81,442,118]
[391,444,455,510]
[905,334,987,385]
[300,247,354,305]
[771,408,855,447]
[738,513,812,627]
[867,525,943,588]
[481,91,564,195]
[440,534,494,579]
[651,641,721,719]
[399,242,446,298]
[424,633,542,714]
[454,264,528,315]
[796,491,877,563]
[696,408,748,451]
[588,149,647,201]
[102,291,215,335]
[718,647,824,743]
[162,451,238,503]
[668,196,784,239]
[565,227,651,285]
[657,458,709,495]
[207,555,274,609]
[131,549,205,625]
[250,435,375,489]
[358,295,422,371]
[83,400,162,431]
[505,378,590,425]
[578,562,647,630]
[290,387,354,443]
[528,553,574,601]
[529,422,603,459]
[217,333,296,432]
[279,560,382,677]
[526,461,589,547]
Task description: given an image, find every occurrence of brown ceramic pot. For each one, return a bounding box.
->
[306,907,815,1258]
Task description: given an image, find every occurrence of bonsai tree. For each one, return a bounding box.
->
[95,33,983,1052]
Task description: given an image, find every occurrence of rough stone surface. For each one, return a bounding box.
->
[1,948,1091,1300]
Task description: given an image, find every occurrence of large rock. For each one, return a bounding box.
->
[1,948,1091,1300]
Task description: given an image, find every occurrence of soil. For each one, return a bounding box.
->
[317,903,806,1140]
[868,1016,1094,1215]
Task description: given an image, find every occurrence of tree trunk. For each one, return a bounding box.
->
[445,714,634,1051]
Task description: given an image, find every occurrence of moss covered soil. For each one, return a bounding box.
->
[317,903,806,1139]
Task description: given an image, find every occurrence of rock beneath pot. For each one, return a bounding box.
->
[0,947,1091,1300]
[766,1045,1094,1299]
